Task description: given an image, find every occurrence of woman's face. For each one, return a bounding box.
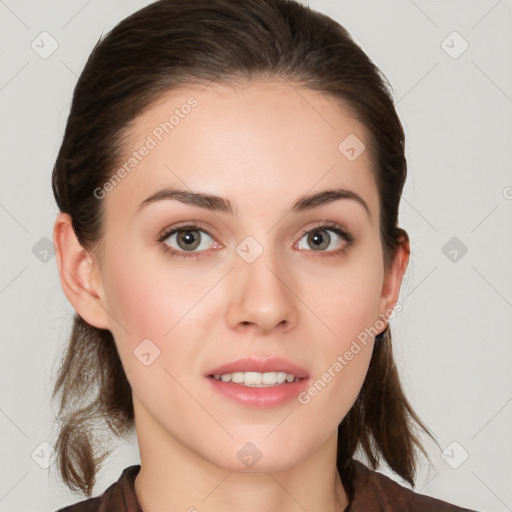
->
[89,80,404,472]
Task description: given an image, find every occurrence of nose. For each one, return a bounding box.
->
[225,249,299,335]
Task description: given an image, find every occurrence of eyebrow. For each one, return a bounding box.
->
[137,186,370,218]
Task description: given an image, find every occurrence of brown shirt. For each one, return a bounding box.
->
[56,460,477,511]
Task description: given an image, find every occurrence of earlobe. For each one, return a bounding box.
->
[53,213,111,330]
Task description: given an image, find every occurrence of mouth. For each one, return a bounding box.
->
[209,371,304,387]
[205,357,310,407]
[206,356,309,382]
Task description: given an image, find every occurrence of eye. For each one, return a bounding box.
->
[296,223,353,254]
[157,221,354,259]
[158,223,219,257]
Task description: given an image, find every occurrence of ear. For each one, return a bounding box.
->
[377,231,410,328]
[53,212,111,329]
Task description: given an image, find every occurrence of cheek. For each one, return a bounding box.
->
[298,328,375,431]
[299,252,384,345]
[291,252,382,422]
[101,246,206,341]
[100,247,220,397]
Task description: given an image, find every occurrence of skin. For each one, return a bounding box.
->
[54,80,409,511]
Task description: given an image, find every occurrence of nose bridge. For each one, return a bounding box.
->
[225,236,298,333]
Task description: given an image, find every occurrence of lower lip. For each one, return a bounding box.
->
[207,377,309,408]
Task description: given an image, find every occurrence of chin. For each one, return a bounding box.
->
[197,431,322,473]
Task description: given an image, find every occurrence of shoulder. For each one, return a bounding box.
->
[55,465,142,512]
[349,460,477,512]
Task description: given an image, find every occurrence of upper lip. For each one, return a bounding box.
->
[206,357,309,379]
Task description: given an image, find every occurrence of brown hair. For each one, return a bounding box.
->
[51,0,433,499]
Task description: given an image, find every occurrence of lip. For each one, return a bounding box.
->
[205,357,310,379]
[205,357,310,408]
[207,378,309,408]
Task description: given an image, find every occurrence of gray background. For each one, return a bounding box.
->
[1,0,511,510]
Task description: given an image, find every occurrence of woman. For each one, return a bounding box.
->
[51,0,477,510]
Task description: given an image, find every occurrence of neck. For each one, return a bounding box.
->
[132,398,348,512]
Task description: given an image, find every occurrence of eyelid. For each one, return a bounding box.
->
[156,220,219,243]
[295,220,354,245]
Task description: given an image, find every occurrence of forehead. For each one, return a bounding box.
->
[105,79,379,221]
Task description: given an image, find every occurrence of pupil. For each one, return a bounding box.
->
[183,232,195,244]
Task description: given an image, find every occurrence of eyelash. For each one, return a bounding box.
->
[156,221,355,259]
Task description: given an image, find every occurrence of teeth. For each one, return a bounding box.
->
[212,371,299,387]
